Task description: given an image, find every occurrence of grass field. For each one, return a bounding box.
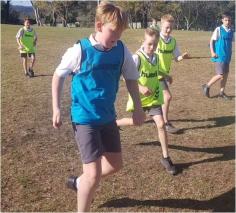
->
[1,24,235,212]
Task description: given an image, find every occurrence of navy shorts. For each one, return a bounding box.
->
[20,53,35,58]
[143,105,163,116]
[160,78,169,90]
[215,62,229,75]
[72,120,121,164]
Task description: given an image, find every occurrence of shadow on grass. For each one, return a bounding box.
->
[144,115,235,134]
[33,74,53,78]
[99,188,235,212]
[136,142,235,174]
[187,56,211,59]
[209,94,235,99]
[171,115,235,133]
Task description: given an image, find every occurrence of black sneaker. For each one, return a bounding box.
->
[160,156,177,175]
[219,92,231,100]
[165,122,180,134]
[202,84,210,98]
[28,68,34,77]
[66,175,78,192]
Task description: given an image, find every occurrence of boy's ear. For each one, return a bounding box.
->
[96,21,103,32]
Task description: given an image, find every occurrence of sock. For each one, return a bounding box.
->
[76,176,80,189]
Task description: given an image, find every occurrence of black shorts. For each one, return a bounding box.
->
[143,105,163,116]
[72,120,121,164]
[215,62,229,75]
[20,53,35,58]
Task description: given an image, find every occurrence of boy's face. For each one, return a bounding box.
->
[161,20,173,37]
[143,34,158,56]
[24,20,30,28]
[222,17,231,28]
[97,22,123,49]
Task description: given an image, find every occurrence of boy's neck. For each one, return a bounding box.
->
[142,48,154,58]
[160,32,170,40]
[93,33,110,51]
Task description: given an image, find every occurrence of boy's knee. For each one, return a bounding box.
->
[165,94,172,102]
[84,171,101,187]
[156,120,165,129]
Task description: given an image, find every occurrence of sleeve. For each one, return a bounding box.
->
[132,54,140,68]
[55,44,82,78]
[173,43,181,58]
[211,27,220,41]
[121,44,140,80]
[16,28,24,39]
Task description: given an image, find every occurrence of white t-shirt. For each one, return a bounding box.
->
[55,34,139,80]
[211,25,232,41]
[159,33,181,58]
[16,27,37,40]
[133,46,158,69]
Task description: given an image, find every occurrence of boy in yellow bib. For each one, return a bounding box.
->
[117,28,177,175]
[157,14,189,133]
[16,17,37,77]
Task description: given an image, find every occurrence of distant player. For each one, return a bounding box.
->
[16,17,37,77]
[202,13,234,100]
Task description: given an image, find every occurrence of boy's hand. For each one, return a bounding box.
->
[18,45,24,50]
[53,109,62,129]
[139,85,153,96]
[132,108,145,126]
[182,52,190,59]
[211,52,218,58]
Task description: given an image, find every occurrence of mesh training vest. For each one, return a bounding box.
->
[126,51,163,112]
[20,28,36,53]
[156,37,176,79]
[211,26,233,63]
[71,38,124,125]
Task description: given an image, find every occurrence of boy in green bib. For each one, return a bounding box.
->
[16,17,37,77]
[157,14,189,133]
[117,28,177,175]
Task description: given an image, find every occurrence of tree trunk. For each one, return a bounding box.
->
[30,1,42,26]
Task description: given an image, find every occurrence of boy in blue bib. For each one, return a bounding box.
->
[202,13,234,100]
[52,2,145,212]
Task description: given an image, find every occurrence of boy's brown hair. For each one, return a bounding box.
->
[161,14,174,23]
[95,1,128,31]
[145,27,160,39]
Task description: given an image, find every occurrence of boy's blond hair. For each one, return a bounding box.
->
[161,14,174,23]
[145,27,160,39]
[95,1,128,31]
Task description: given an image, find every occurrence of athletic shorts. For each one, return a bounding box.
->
[160,78,169,90]
[215,62,229,75]
[72,120,121,164]
[20,53,35,58]
[143,105,163,116]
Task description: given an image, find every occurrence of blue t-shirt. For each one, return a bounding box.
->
[71,38,124,125]
[211,26,233,63]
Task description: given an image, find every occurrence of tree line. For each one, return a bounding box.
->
[1,1,235,31]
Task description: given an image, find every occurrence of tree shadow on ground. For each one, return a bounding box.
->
[99,188,235,212]
[136,142,235,174]
[209,94,235,99]
[166,115,235,134]
[33,74,53,78]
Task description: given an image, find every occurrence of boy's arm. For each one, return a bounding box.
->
[125,79,145,126]
[16,29,25,50]
[173,43,190,62]
[209,38,217,58]
[52,73,65,129]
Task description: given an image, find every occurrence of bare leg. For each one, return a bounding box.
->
[162,88,172,124]
[77,152,122,212]
[22,57,27,75]
[220,72,229,93]
[207,74,223,87]
[30,54,36,70]
[152,115,168,158]
[77,159,102,212]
